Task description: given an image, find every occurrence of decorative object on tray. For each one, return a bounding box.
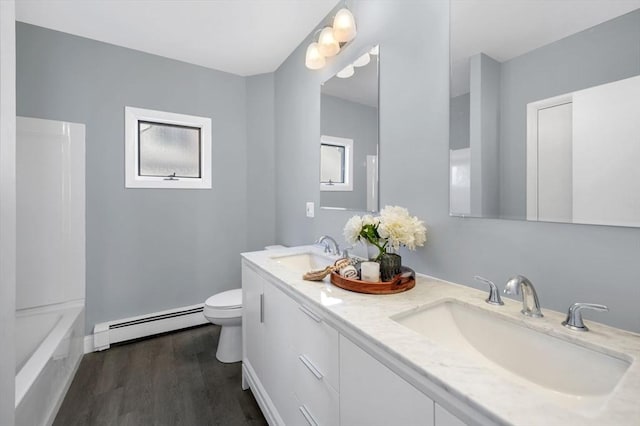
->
[302,257,353,281]
[330,265,416,294]
[343,205,427,281]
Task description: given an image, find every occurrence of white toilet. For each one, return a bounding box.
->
[203,288,242,363]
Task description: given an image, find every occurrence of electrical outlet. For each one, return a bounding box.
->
[306,202,315,218]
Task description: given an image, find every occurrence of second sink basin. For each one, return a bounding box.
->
[271,252,334,272]
[392,300,630,402]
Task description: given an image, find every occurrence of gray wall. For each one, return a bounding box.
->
[469,53,500,217]
[274,1,640,332]
[17,23,253,333]
[499,9,640,218]
[320,93,378,210]
[449,93,469,150]
[246,73,276,251]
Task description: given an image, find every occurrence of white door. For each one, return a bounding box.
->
[536,102,573,223]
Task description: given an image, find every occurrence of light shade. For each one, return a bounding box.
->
[337,64,354,79]
[318,26,340,57]
[305,42,326,70]
[353,52,370,67]
[332,8,357,43]
[369,45,379,56]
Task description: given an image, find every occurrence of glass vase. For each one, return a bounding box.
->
[379,253,401,282]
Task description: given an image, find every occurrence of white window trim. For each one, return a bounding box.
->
[125,106,212,189]
[320,135,353,192]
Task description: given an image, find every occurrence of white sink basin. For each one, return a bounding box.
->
[392,300,631,400]
[271,252,334,272]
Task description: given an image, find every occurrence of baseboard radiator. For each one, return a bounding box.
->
[92,303,208,351]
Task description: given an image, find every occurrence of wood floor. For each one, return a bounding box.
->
[53,325,267,426]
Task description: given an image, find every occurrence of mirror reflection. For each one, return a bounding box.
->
[449,2,640,227]
[320,45,379,212]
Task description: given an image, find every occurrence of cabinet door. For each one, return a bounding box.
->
[435,403,467,426]
[242,263,264,379]
[340,335,434,426]
[263,282,298,425]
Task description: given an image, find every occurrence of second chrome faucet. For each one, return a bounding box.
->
[503,275,543,318]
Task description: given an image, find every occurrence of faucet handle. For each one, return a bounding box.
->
[474,276,504,306]
[562,302,608,332]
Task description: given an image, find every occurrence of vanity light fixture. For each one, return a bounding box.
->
[332,7,357,43]
[336,64,355,78]
[304,6,357,70]
[305,42,326,70]
[335,43,377,79]
[318,26,340,57]
[352,52,370,67]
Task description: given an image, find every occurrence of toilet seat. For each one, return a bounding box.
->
[204,288,242,319]
[205,288,242,309]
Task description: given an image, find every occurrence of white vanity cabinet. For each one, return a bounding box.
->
[340,335,435,426]
[242,262,298,425]
[242,258,471,426]
[242,261,340,426]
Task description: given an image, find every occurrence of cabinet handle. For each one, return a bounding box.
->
[299,305,322,323]
[299,354,324,380]
[260,293,264,323]
[299,404,319,426]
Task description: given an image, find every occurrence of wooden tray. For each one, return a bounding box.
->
[330,267,415,295]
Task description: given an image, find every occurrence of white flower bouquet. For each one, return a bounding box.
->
[343,206,427,261]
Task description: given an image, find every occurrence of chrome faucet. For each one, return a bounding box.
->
[562,302,608,332]
[474,276,504,306]
[316,235,340,255]
[503,275,543,318]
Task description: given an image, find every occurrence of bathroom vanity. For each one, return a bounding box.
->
[241,246,640,426]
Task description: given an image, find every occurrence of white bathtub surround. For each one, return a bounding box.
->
[242,246,640,426]
[15,301,84,426]
[15,116,86,425]
[16,116,85,309]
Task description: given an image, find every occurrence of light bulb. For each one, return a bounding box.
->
[332,8,357,43]
[305,42,325,70]
[318,26,340,57]
[353,52,370,67]
[337,65,354,79]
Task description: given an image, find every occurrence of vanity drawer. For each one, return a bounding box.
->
[294,355,339,426]
[294,303,339,390]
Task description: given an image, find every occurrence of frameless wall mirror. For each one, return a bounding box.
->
[320,45,379,212]
[449,2,640,227]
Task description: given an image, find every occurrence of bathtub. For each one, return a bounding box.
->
[15,301,84,426]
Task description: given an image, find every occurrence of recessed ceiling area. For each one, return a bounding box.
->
[451,0,640,97]
[16,0,339,76]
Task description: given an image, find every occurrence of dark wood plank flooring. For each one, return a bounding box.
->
[54,325,267,426]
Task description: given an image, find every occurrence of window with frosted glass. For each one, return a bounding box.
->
[321,144,346,184]
[138,121,201,178]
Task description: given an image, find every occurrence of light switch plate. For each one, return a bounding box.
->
[306,202,315,218]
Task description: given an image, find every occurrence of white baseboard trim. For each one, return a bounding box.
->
[89,303,209,351]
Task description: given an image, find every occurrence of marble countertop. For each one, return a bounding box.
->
[242,245,640,426]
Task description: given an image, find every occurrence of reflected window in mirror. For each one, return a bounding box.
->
[320,45,379,212]
[449,2,640,227]
[321,135,353,191]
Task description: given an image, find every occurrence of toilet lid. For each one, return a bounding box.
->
[205,288,242,309]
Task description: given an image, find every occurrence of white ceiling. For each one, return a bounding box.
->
[16,0,339,76]
[451,0,640,97]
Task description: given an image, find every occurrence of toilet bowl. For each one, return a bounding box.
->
[203,288,242,363]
